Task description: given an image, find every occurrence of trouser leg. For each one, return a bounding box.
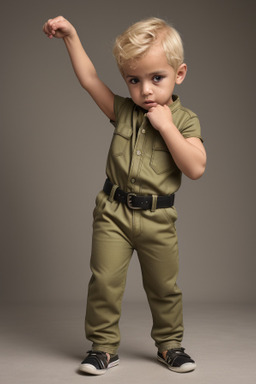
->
[85,199,133,355]
[136,208,183,353]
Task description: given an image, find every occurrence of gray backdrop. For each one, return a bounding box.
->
[1,0,255,305]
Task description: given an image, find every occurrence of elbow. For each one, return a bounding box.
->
[190,152,207,180]
[189,169,205,180]
[186,162,207,180]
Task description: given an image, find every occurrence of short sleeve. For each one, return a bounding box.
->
[180,115,203,142]
[110,95,129,128]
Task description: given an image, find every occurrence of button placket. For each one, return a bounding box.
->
[128,120,147,191]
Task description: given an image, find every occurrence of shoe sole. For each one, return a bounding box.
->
[157,355,196,373]
[79,359,119,375]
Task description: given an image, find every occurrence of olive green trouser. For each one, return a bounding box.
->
[85,191,183,355]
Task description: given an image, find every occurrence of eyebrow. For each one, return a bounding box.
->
[125,70,168,79]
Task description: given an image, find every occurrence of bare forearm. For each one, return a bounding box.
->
[147,105,206,179]
[43,16,115,120]
[63,29,115,119]
[63,30,98,90]
[160,123,206,179]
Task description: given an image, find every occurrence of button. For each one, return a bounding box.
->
[136,150,141,156]
[131,178,136,184]
[141,129,146,134]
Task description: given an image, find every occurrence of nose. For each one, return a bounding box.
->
[141,81,153,96]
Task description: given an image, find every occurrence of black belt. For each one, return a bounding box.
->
[103,179,175,210]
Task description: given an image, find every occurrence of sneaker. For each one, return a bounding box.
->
[157,348,196,373]
[79,350,119,375]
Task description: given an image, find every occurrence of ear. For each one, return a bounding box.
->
[175,63,187,85]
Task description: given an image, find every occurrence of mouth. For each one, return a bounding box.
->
[144,100,157,108]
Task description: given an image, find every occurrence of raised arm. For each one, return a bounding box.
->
[43,16,115,121]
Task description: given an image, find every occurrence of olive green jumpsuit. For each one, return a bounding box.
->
[85,95,202,355]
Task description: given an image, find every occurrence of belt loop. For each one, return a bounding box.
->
[151,194,158,212]
[108,184,119,203]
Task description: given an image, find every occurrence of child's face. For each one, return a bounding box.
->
[122,44,186,110]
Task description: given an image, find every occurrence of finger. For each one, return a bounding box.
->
[50,20,68,37]
[50,15,65,23]
[43,16,61,31]
[43,15,67,37]
[43,19,54,36]
[48,15,65,30]
[43,23,57,38]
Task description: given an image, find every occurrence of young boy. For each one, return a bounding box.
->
[43,16,206,375]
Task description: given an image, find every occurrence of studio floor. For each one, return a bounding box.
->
[1,301,255,384]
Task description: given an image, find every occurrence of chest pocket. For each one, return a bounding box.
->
[110,123,132,157]
[150,137,177,175]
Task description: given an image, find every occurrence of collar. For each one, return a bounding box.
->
[169,94,180,113]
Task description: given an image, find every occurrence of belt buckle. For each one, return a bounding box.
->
[127,193,142,210]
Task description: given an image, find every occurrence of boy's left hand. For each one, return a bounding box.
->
[146,104,173,132]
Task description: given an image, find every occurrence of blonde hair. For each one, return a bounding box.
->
[113,17,184,74]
